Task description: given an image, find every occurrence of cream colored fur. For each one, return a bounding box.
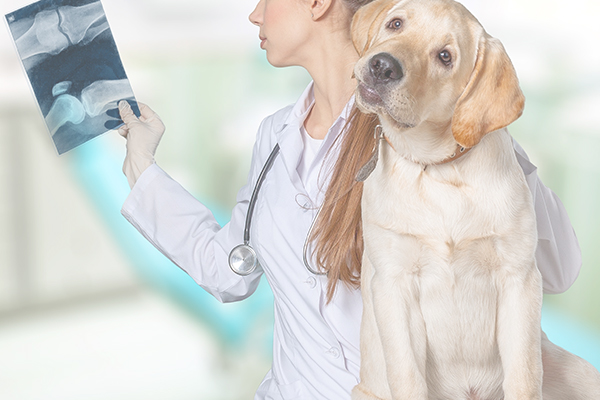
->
[350,0,600,399]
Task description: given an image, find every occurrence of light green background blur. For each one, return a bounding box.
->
[0,0,598,399]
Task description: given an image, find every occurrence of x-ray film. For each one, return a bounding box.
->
[5,0,139,155]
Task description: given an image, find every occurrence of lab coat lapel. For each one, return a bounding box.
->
[277,122,306,195]
[273,83,315,196]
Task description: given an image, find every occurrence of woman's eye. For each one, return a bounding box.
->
[439,50,452,65]
[387,19,403,30]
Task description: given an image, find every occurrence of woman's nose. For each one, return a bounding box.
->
[249,0,264,26]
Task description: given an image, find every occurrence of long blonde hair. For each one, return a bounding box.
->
[343,0,375,13]
[307,0,377,302]
[310,107,379,302]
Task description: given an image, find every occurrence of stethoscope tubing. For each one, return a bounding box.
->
[243,143,280,244]
[228,144,280,276]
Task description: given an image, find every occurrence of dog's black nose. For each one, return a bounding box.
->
[369,53,403,83]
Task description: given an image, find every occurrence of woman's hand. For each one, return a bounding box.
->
[118,101,165,188]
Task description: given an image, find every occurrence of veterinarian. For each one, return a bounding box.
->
[117,0,582,398]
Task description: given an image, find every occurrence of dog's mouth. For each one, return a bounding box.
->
[357,81,417,129]
[357,82,384,107]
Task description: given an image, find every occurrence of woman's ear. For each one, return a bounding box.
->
[310,0,333,20]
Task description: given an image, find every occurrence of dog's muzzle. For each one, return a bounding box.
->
[357,52,405,109]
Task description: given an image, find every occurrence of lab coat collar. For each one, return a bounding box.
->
[275,82,355,202]
[276,82,355,131]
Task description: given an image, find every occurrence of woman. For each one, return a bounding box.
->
[118,0,581,398]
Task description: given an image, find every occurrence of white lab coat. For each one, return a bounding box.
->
[121,83,581,399]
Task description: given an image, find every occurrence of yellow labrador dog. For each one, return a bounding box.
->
[351,0,600,399]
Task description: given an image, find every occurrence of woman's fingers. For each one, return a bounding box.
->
[117,100,164,186]
[138,102,155,118]
[118,125,129,138]
[138,103,164,128]
[117,100,165,145]
[118,100,139,124]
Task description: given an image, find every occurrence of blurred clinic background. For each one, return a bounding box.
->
[0,0,599,399]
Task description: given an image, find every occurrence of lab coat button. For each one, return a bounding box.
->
[327,347,341,359]
[306,276,317,289]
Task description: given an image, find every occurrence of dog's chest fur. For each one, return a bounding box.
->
[361,129,538,397]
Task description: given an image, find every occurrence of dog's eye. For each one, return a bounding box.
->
[438,50,452,66]
[387,18,403,30]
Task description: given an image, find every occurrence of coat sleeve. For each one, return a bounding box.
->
[120,119,273,303]
[513,138,582,294]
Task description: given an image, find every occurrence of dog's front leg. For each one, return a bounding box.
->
[497,258,543,400]
[369,229,428,400]
[353,255,393,400]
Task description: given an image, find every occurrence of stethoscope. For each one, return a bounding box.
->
[228,144,326,276]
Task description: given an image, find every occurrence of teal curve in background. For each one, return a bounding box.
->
[542,305,600,368]
[69,137,274,351]
[69,136,599,369]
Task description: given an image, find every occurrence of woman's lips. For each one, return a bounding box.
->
[259,36,266,49]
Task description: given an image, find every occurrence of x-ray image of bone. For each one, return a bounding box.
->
[46,79,132,136]
[6,0,139,154]
[10,1,109,70]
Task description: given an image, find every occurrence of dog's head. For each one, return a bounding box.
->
[352,0,525,149]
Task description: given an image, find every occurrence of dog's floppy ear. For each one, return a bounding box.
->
[451,35,525,148]
[351,0,397,56]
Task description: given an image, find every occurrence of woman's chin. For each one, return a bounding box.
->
[265,53,285,68]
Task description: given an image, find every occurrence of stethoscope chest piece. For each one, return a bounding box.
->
[228,243,259,275]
